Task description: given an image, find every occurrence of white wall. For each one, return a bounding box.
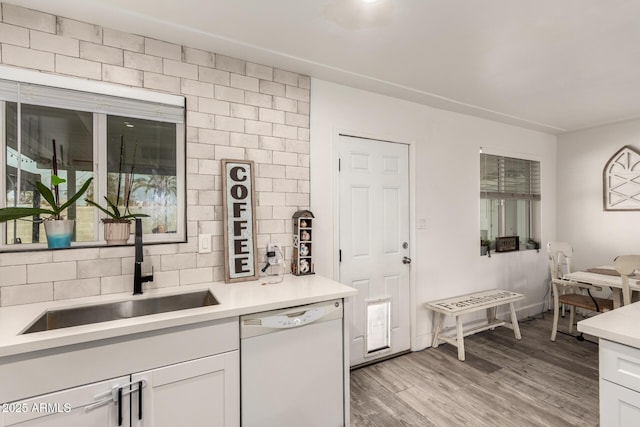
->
[557,119,640,270]
[311,79,557,349]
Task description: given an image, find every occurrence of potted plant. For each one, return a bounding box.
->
[86,136,148,245]
[526,238,540,251]
[0,175,93,249]
[85,196,148,245]
[481,239,492,257]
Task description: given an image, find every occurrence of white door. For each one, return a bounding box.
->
[338,135,411,367]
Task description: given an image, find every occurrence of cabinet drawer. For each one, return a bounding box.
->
[601,339,640,391]
[600,378,640,427]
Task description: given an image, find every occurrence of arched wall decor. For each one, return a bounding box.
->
[603,145,640,211]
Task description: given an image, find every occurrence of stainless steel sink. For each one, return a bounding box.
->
[22,290,218,334]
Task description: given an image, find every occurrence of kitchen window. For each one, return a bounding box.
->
[480,153,540,248]
[0,68,185,249]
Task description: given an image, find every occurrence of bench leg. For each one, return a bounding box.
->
[456,316,465,361]
[432,313,444,348]
[509,302,521,340]
[487,307,497,328]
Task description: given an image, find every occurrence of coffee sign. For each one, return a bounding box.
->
[222,159,258,282]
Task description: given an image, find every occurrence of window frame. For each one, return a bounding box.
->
[0,66,186,250]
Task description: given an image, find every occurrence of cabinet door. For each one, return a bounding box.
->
[131,351,239,427]
[1,376,131,427]
[600,378,640,427]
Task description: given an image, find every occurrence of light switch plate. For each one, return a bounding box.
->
[198,234,212,253]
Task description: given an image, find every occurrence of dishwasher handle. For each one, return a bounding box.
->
[260,307,327,329]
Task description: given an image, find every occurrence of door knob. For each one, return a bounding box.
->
[402,256,412,264]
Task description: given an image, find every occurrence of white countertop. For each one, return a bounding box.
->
[577,301,640,348]
[0,274,357,358]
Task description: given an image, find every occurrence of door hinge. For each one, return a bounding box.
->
[339,249,342,262]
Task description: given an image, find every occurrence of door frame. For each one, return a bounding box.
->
[332,128,418,354]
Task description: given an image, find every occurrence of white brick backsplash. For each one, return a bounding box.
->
[143,71,179,92]
[0,265,26,286]
[187,173,215,190]
[182,46,215,67]
[103,64,142,86]
[247,62,273,80]
[163,58,197,79]
[0,6,309,306]
[1,252,52,268]
[80,42,122,65]
[188,142,216,162]
[299,75,311,89]
[286,112,310,128]
[260,136,285,151]
[273,151,298,166]
[258,192,286,206]
[230,103,258,120]
[274,69,299,86]
[3,4,55,33]
[245,120,272,136]
[200,66,229,85]
[182,79,214,97]
[1,282,52,306]
[124,51,162,72]
[2,43,54,70]
[286,192,309,206]
[260,80,285,97]
[246,148,272,163]
[199,128,230,145]
[259,108,285,124]
[230,73,259,92]
[57,17,102,43]
[78,258,121,279]
[161,253,196,271]
[230,132,259,148]
[215,85,244,103]
[259,164,285,179]
[0,23,29,46]
[187,111,214,128]
[214,145,245,160]
[28,261,76,283]
[56,55,101,79]
[145,37,181,60]
[54,277,100,300]
[103,28,143,52]
[286,85,310,102]
[273,123,298,139]
[273,96,297,112]
[273,178,297,192]
[31,30,79,56]
[286,138,310,154]
[215,54,245,74]
[215,115,244,132]
[245,91,272,108]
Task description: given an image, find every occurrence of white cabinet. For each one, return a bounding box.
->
[599,339,640,427]
[1,376,131,427]
[132,352,239,427]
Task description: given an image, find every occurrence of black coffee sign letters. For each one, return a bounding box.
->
[222,160,258,282]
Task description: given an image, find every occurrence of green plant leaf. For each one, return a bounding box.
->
[35,181,57,209]
[85,198,114,218]
[0,207,54,222]
[120,212,150,219]
[58,177,93,214]
[104,196,121,218]
[51,175,66,186]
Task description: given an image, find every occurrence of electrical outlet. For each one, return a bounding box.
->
[267,243,283,265]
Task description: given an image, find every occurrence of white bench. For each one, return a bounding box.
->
[425,289,524,361]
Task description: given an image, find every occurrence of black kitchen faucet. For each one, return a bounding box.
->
[133,218,153,294]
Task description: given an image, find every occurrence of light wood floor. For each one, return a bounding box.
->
[350,312,599,427]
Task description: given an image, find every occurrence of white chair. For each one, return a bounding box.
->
[548,242,613,341]
[613,255,640,306]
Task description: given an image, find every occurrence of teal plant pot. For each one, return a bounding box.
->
[44,219,75,249]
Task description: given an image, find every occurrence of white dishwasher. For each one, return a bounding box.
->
[240,298,344,427]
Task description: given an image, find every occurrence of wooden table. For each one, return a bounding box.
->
[563,267,640,308]
[425,289,524,361]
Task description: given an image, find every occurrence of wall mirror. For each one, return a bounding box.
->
[0,67,186,250]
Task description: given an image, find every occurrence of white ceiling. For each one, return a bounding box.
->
[5,0,640,134]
